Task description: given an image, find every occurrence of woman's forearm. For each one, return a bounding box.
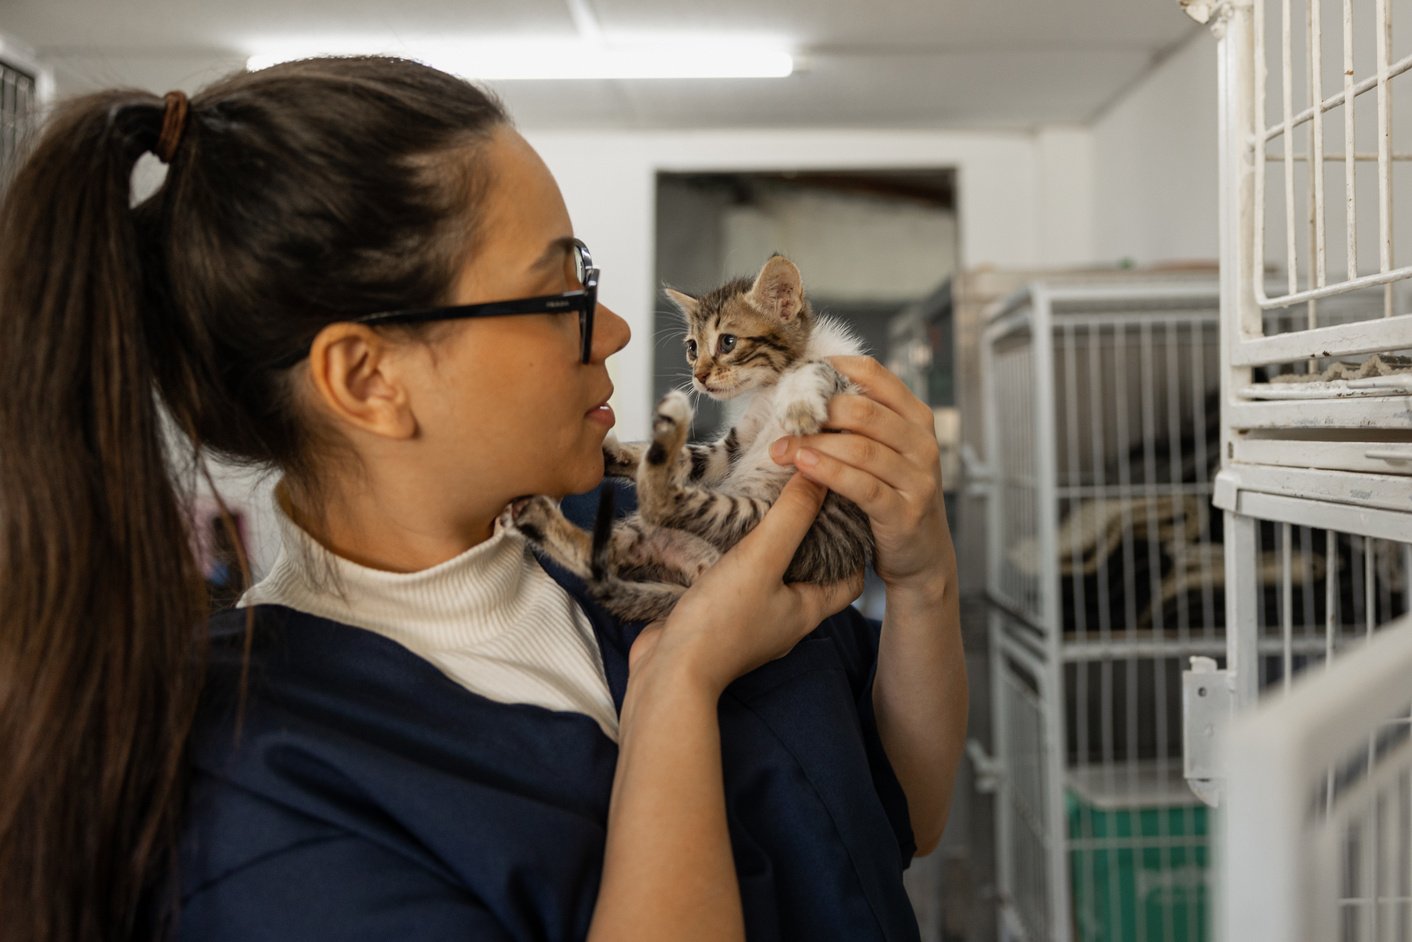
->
[873,549,969,857]
[587,668,745,942]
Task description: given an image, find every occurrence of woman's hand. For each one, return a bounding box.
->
[628,474,864,699]
[768,356,966,856]
[602,473,859,942]
[769,355,955,600]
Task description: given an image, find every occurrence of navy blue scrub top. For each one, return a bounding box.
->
[172,524,919,940]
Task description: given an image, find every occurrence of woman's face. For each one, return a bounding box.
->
[405,128,630,512]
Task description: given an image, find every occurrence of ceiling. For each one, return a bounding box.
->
[2,0,1202,131]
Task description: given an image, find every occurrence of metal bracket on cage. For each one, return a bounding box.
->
[1183,656,1235,807]
[965,739,1001,793]
[959,444,993,495]
[1177,0,1244,38]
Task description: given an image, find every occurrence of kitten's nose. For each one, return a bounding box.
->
[694,369,711,384]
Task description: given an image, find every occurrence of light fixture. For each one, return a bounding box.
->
[246,38,795,81]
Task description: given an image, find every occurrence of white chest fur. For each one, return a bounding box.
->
[717,316,864,496]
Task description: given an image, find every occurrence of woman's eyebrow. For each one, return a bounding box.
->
[531,236,576,270]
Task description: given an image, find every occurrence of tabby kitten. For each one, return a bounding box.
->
[505,254,874,622]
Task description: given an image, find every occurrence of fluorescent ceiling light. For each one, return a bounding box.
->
[246,39,794,80]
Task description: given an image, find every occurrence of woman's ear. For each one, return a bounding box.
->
[304,323,418,440]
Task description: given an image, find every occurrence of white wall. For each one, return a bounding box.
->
[1034,126,1096,267]
[1091,29,1221,266]
[527,127,1061,435]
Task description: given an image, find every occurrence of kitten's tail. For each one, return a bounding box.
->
[591,486,616,581]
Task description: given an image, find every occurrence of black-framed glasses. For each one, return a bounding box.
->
[279,239,599,367]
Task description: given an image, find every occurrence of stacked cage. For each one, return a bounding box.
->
[1194,0,1412,938]
[982,279,1223,942]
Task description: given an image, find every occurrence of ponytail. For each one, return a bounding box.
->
[0,92,208,940]
[0,56,509,940]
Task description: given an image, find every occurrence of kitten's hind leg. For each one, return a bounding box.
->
[602,433,644,481]
[590,580,685,624]
[502,496,596,579]
[616,524,722,583]
[639,484,772,553]
[591,528,722,622]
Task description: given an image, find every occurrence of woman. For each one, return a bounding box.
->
[0,56,966,940]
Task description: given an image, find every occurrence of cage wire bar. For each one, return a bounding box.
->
[983,279,1223,942]
[1198,0,1412,939]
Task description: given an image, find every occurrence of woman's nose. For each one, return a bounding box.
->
[591,302,631,362]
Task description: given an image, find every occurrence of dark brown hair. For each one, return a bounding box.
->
[0,56,507,940]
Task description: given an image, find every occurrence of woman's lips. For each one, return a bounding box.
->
[586,402,615,428]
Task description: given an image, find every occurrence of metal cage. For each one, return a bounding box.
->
[1187,0,1412,939]
[982,277,1224,942]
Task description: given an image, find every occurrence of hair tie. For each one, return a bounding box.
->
[154,91,189,164]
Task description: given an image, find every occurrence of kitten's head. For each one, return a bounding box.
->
[665,255,812,400]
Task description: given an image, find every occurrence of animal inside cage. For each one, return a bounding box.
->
[1194,0,1412,938]
[1223,0,1412,475]
[982,277,1226,942]
[985,281,1225,643]
[1215,506,1412,941]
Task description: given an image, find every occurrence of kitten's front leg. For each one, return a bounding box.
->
[776,360,854,437]
[636,393,771,550]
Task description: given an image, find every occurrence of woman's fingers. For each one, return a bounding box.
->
[785,442,907,522]
[827,355,935,428]
[773,428,917,495]
[819,394,914,458]
[821,394,941,470]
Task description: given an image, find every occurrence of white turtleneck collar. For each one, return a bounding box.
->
[240,495,620,740]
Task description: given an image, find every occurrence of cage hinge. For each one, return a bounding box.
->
[965,738,1001,794]
[1182,656,1235,807]
[960,444,994,494]
[1178,0,1245,38]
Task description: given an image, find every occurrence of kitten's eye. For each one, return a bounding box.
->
[718,334,737,354]
[685,339,698,361]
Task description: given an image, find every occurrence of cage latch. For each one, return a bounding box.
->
[1182,656,1234,807]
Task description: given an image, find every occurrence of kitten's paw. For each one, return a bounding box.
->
[653,390,691,437]
[780,397,828,437]
[602,433,641,478]
[775,366,834,437]
[501,495,557,542]
[646,390,691,467]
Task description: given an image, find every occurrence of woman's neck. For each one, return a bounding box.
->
[278,476,499,573]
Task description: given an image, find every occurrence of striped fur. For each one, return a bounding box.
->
[508,256,874,622]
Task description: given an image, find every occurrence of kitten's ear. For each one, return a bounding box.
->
[664,288,700,319]
[748,255,804,322]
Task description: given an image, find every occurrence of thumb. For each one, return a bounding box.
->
[732,474,828,580]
